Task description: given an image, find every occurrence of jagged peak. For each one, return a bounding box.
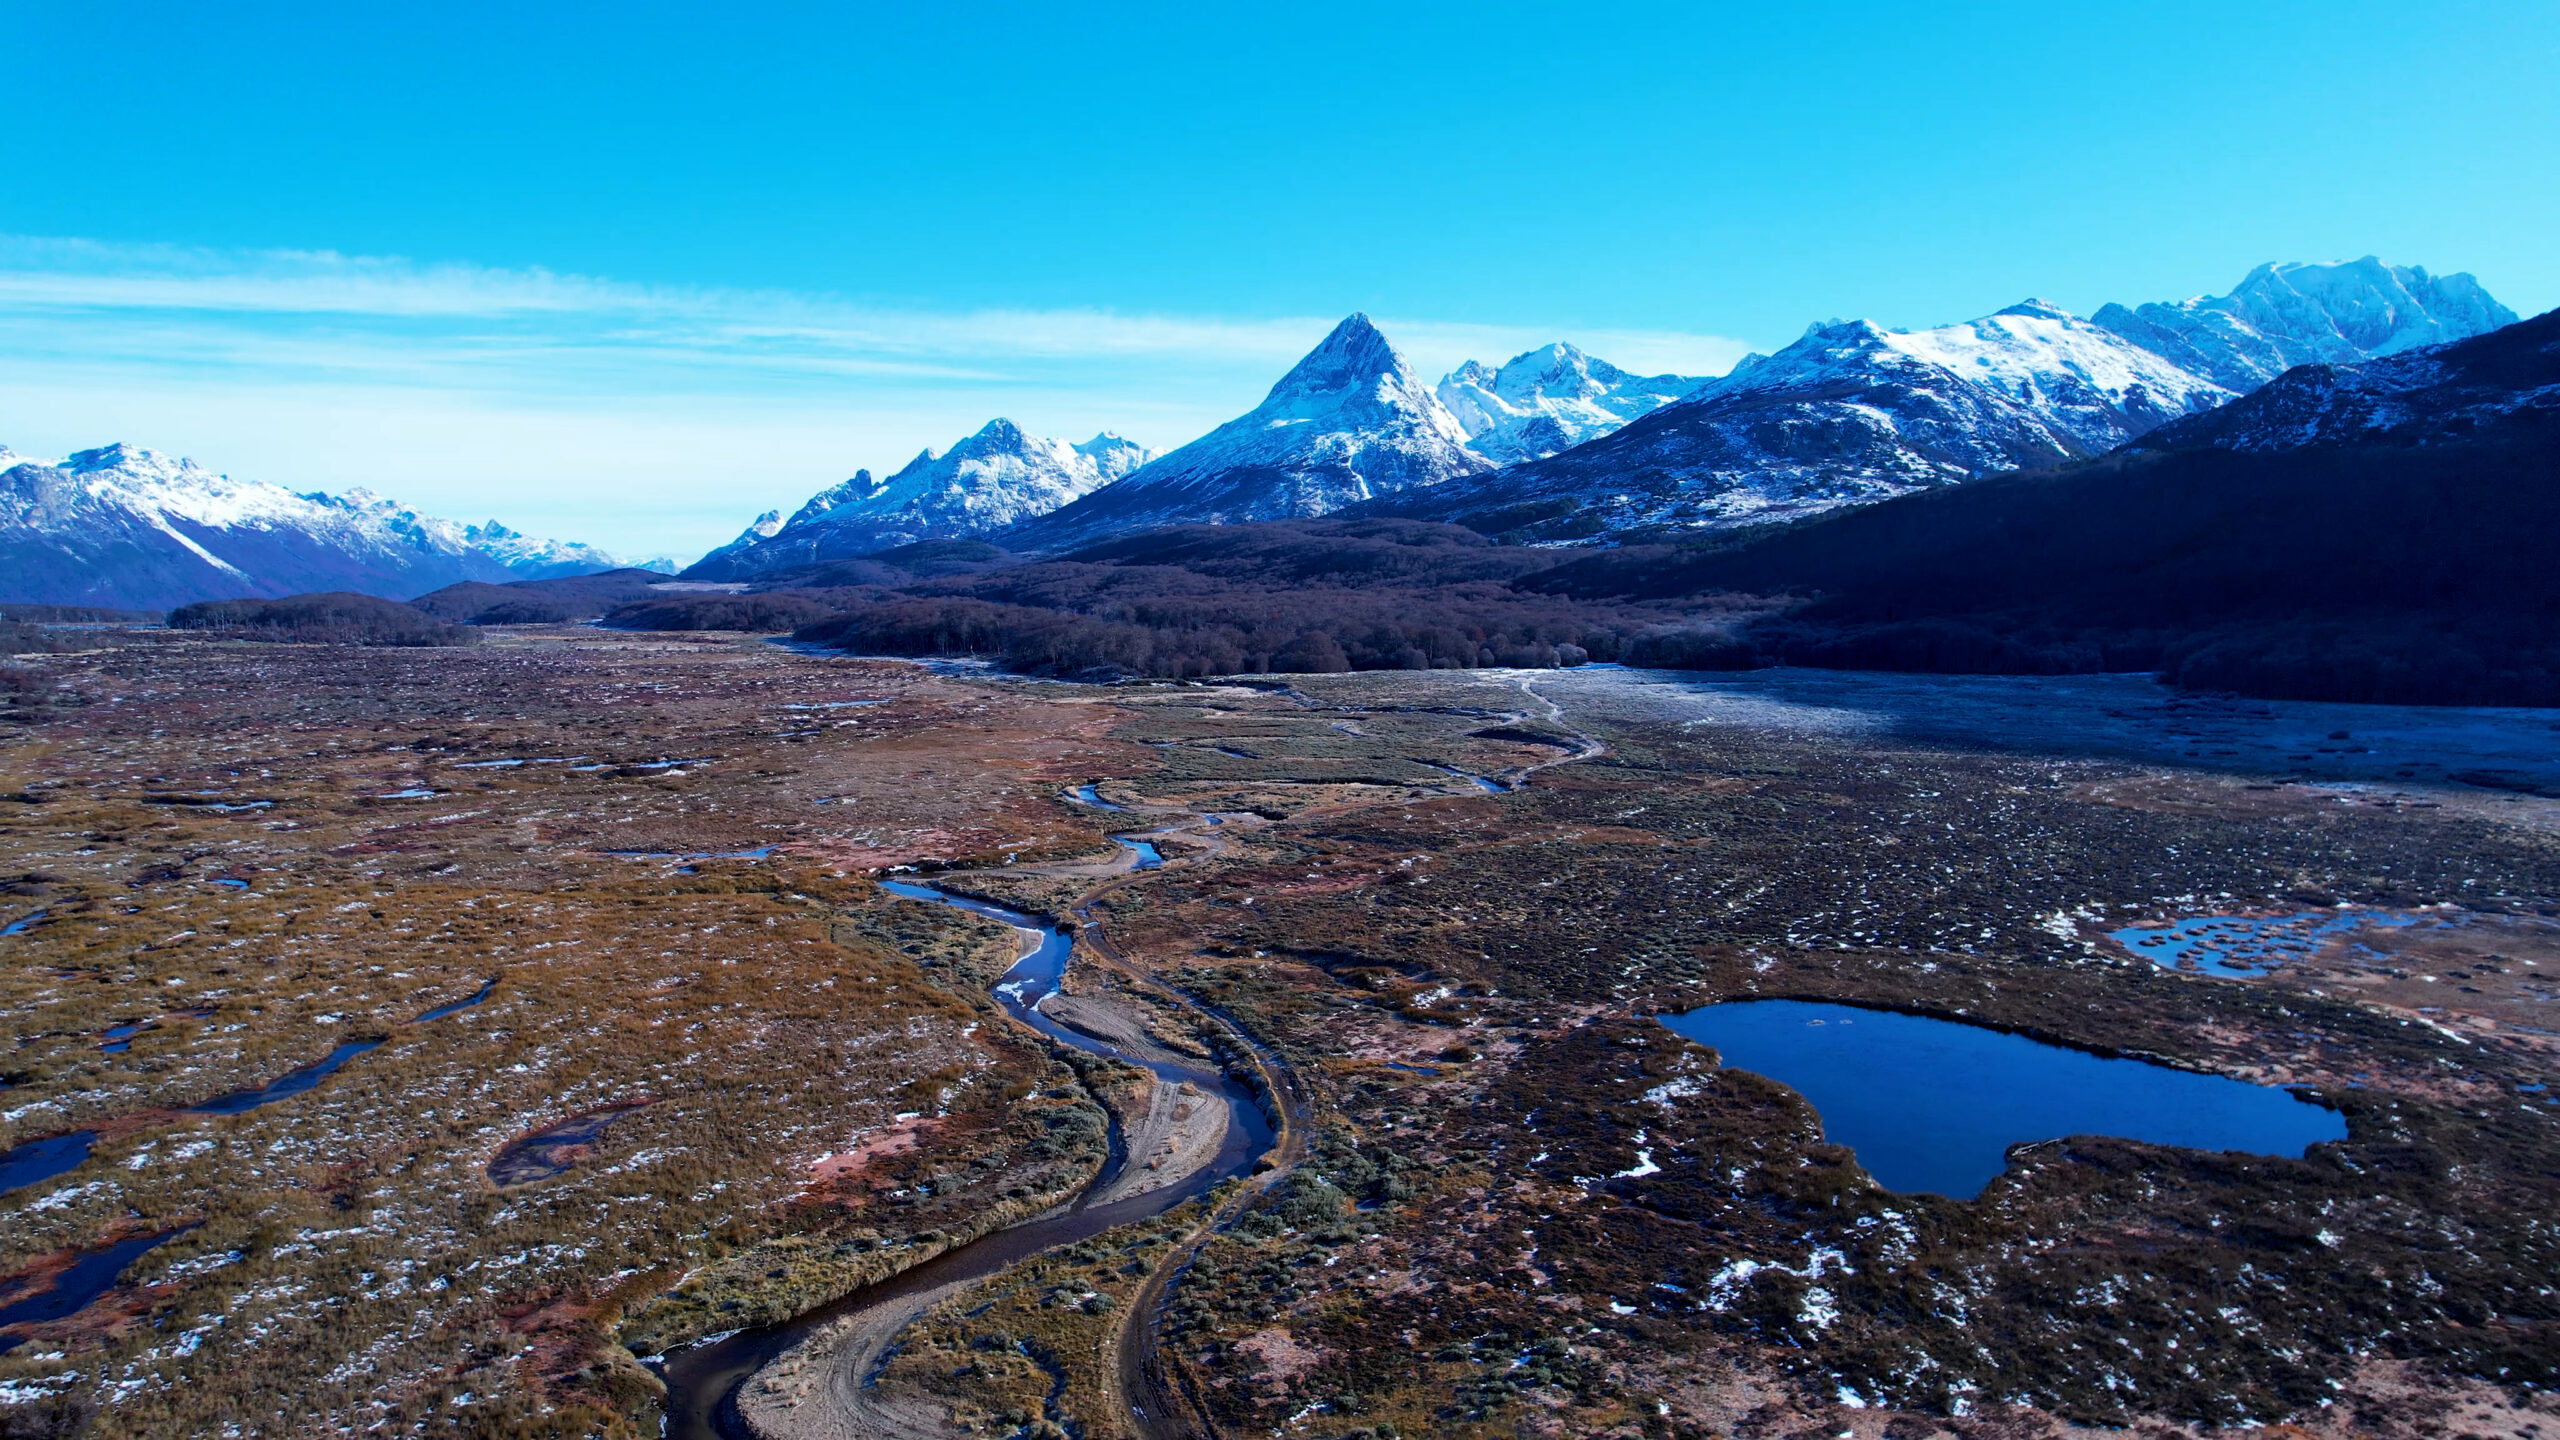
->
[1993,299,2076,321]
[66,442,202,477]
[1797,317,1887,343]
[1266,312,1411,403]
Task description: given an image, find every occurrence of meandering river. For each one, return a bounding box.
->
[653,865,1274,1439]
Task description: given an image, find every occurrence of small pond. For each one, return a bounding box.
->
[489,1104,652,1186]
[1113,836,1165,870]
[1656,999,2347,1199]
[0,1228,187,1351]
[0,1132,96,1195]
[1066,784,1121,811]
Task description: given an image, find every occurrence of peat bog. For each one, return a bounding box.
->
[0,628,2551,1440]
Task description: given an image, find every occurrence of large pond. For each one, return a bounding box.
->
[1656,1000,2347,1199]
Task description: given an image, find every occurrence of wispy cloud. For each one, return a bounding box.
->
[0,235,1752,559]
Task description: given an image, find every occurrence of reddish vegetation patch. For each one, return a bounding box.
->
[791,829,1018,871]
[497,1285,626,1397]
[803,1115,942,1198]
[1232,1326,1324,1382]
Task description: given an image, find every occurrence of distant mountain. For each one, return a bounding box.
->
[1385,260,2517,545]
[687,419,1150,580]
[1528,307,2560,705]
[456,519,625,580]
[2124,301,2560,454]
[1387,300,2233,542]
[998,314,1491,552]
[2092,257,2517,392]
[0,443,627,611]
[1435,344,1702,463]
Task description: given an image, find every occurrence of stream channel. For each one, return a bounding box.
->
[654,855,1275,1440]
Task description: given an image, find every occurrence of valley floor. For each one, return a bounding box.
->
[0,632,2551,1440]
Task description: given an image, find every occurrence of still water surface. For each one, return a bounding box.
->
[1656,1000,2346,1199]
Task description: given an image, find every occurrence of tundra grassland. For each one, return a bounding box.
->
[1047,669,2559,1440]
[5,634,2557,1440]
[0,629,1156,1436]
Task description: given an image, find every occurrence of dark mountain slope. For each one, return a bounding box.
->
[1530,309,2560,704]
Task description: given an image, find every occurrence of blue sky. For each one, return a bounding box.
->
[3,0,2552,559]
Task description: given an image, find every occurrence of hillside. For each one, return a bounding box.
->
[1531,308,2560,704]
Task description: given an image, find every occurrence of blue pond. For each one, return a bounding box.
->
[0,1228,186,1350]
[188,1040,383,1116]
[1656,1000,2347,1199]
[1113,836,1165,870]
[0,1132,97,1194]
[1067,784,1122,811]
[2109,909,2440,978]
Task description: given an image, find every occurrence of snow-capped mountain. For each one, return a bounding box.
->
[2129,303,2559,455]
[458,520,623,580]
[0,443,629,611]
[999,314,1492,552]
[1390,300,2235,541]
[1388,260,2517,544]
[687,420,1152,579]
[1435,344,1702,464]
[2093,258,2517,392]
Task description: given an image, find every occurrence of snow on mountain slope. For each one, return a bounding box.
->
[461,520,624,580]
[1435,344,1702,464]
[0,443,628,610]
[686,419,1153,579]
[2128,305,2560,455]
[1385,301,2235,543]
[2093,258,2517,391]
[1000,314,1491,552]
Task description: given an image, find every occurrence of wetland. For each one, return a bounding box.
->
[0,630,2552,1440]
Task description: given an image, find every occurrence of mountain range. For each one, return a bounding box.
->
[657,299,2558,707]
[690,420,1152,581]
[0,258,2519,610]
[686,256,2517,571]
[1523,302,2560,705]
[2089,257,2516,391]
[0,443,640,612]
